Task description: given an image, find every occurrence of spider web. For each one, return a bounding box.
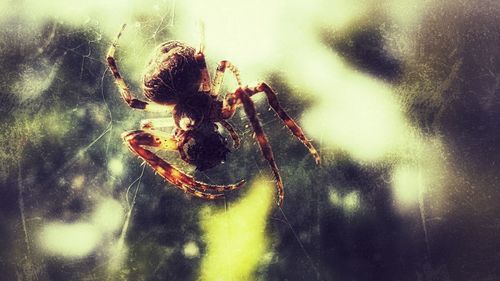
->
[2,1,500,281]
[0,1,321,280]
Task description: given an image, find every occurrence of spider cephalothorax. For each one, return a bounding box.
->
[107,24,320,206]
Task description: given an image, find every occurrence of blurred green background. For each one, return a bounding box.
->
[1,0,499,280]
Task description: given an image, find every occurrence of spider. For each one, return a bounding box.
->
[106,24,320,206]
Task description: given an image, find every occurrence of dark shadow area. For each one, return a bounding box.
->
[322,26,402,82]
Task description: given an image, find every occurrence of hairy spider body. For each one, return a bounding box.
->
[107,24,320,206]
[143,41,201,104]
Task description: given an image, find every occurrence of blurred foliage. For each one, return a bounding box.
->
[1,1,500,281]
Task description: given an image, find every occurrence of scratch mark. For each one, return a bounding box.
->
[18,160,31,258]
[118,164,146,252]
[417,164,432,263]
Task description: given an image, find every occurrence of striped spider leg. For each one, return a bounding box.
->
[221,83,321,206]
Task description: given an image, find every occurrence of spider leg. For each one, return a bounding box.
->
[211,60,243,98]
[106,24,169,112]
[195,52,212,93]
[196,20,206,54]
[140,118,175,130]
[174,130,193,163]
[218,120,241,148]
[247,83,321,165]
[195,21,211,93]
[123,130,245,198]
[227,88,284,206]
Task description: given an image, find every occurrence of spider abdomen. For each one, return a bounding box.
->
[142,41,201,105]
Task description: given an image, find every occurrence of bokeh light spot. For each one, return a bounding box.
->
[392,164,425,208]
[108,158,124,176]
[38,222,100,258]
[183,241,200,259]
[344,191,360,213]
[92,198,124,233]
[199,179,273,281]
[328,190,343,207]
